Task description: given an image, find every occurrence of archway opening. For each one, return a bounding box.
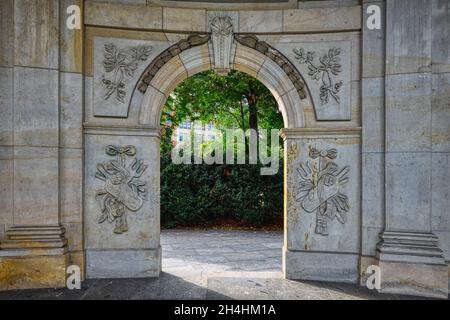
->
[159,70,285,274]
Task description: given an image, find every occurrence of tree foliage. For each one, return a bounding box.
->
[160,70,284,153]
[160,70,284,228]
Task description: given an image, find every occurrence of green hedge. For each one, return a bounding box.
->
[160,155,283,228]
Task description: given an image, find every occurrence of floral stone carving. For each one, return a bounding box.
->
[293,47,343,105]
[95,145,148,234]
[295,146,350,236]
[102,43,152,103]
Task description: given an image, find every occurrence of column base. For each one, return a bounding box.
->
[283,247,359,283]
[376,231,448,299]
[0,225,68,290]
[86,247,161,279]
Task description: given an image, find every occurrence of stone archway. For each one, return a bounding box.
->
[132,34,309,129]
[82,15,320,279]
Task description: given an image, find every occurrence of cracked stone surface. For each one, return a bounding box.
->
[0,230,444,300]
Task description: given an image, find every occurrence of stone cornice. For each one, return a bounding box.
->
[83,123,161,137]
[280,127,362,139]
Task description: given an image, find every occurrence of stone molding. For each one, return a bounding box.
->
[376,231,446,266]
[137,34,210,94]
[0,225,68,254]
[234,34,307,100]
[280,127,362,140]
[84,123,161,138]
[147,0,297,10]
[136,33,307,100]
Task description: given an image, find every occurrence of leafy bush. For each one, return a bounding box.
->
[160,154,283,228]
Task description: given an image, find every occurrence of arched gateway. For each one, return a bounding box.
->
[0,1,448,299]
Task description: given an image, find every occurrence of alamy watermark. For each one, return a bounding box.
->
[171,122,280,175]
[365,265,381,290]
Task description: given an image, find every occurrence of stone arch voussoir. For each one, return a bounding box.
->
[132,33,310,129]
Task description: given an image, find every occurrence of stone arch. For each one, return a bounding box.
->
[129,35,310,129]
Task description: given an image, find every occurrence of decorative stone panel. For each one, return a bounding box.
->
[93,37,171,118]
[281,128,361,282]
[273,40,352,121]
[84,124,161,278]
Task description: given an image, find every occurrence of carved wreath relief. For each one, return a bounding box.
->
[295,146,350,236]
[293,47,343,105]
[102,43,153,103]
[95,145,148,234]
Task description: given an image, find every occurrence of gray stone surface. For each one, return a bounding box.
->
[385,152,431,232]
[60,72,83,149]
[385,0,432,75]
[0,230,441,300]
[432,0,450,73]
[385,73,432,152]
[0,147,13,226]
[432,73,450,152]
[284,249,359,283]
[13,67,59,147]
[13,146,60,226]
[85,1,163,30]
[14,0,59,69]
[0,67,13,146]
[362,1,385,78]
[432,153,450,261]
[362,77,384,153]
[86,248,161,278]
[0,0,14,67]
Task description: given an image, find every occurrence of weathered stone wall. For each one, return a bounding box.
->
[0,0,66,289]
[0,0,448,298]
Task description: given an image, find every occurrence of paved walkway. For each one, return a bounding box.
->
[0,230,439,300]
[162,230,282,273]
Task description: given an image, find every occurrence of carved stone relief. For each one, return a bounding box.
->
[102,44,153,103]
[210,16,234,75]
[294,145,350,236]
[95,145,148,234]
[273,40,351,120]
[293,47,343,105]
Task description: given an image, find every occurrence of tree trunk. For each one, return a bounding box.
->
[247,93,258,132]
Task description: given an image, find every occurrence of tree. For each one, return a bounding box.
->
[159,70,285,228]
[160,70,283,135]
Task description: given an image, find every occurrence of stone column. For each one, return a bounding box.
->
[0,0,68,290]
[376,0,448,298]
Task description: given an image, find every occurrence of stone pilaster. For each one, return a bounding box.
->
[83,124,161,278]
[280,128,361,283]
[376,0,448,299]
[360,0,386,285]
[0,0,68,290]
